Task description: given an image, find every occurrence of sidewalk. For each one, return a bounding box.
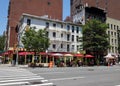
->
[0,63,119,68]
[0,64,28,68]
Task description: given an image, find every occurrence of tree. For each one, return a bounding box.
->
[22,27,50,53]
[0,35,5,51]
[82,19,110,57]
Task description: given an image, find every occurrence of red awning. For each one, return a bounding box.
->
[3,52,9,55]
[19,52,34,55]
[39,52,48,55]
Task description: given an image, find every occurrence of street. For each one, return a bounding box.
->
[0,66,53,86]
[27,66,120,86]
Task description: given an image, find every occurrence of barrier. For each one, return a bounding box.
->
[49,61,53,68]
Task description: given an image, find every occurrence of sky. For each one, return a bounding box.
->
[0,0,70,35]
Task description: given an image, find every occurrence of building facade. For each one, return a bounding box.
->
[6,0,63,51]
[71,0,120,20]
[106,17,120,55]
[19,13,83,53]
[70,0,120,55]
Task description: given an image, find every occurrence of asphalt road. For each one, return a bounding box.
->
[27,65,120,86]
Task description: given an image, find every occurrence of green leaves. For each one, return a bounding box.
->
[22,27,50,52]
[0,35,5,51]
[82,19,110,55]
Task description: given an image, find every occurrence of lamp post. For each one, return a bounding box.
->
[16,25,29,65]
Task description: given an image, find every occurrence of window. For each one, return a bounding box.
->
[27,19,31,25]
[76,36,79,42]
[72,45,74,50]
[53,23,56,27]
[67,25,70,30]
[115,39,117,45]
[47,1,51,5]
[61,33,63,38]
[114,25,116,30]
[108,31,110,35]
[111,32,113,37]
[53,44,56,49]
[72,35,74,41]
[61,44,63,48]
[111,24,113,29]
[46,31,49,37]
[117,26,119,30]
[61,24,63,28]
[114,32,116,37]
[67,44,70,52]
[111,39,113,45]
[72,26,74,33]
[107,23,110,28]
[76,27,79,33]
[67,34,70,41]
[77,45,79,50]
[46,22,49,28]
[53,32,56,37]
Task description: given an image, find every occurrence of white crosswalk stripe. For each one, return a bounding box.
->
[0,67,53,86]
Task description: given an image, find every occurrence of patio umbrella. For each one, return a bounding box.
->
[104,53,115,59]
[51,53,63,56]
[39,52,47,55]
[84,54,94,58]
[64,54,73,57]
[74,54,84,57]
[3,52,9,55]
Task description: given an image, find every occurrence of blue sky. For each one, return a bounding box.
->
[0,0,70,35]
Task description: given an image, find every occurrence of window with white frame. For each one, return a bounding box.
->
[53,23,56,27]
[53,32,56,37]
[53,44,56,49]
[72,26,74,33]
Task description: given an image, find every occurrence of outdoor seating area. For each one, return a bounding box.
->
[0,51,98,67]
[1,51,119,67]
[104,53,118,66]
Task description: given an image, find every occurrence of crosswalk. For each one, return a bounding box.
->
[0,67,53,86]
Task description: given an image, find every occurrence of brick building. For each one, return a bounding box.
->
[71,0,120,20]
[6,0,63,50]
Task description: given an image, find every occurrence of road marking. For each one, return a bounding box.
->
[0,76,42,80]
[41,80,48,82]
[49,76,85,81]
[0,77,44,83]
[0,74,38,78]
[115,85,120,86]
[23,83,54,86]
[0,81,29,86]
[37,72,64,75]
